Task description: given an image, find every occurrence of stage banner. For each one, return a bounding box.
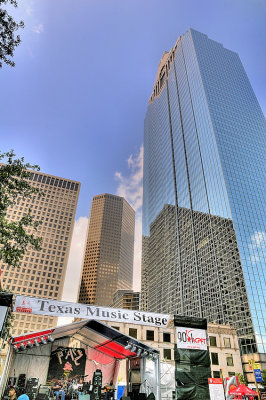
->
[47,346,86,381]
[13,295,171,328]
[176,326,207,350]
[174,315,211,400]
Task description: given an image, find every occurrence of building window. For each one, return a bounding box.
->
[163,349,171,360]
[228,372,235,377]
[163,333,171,343]
[146,330,154,341]
[224,337,231,348]
[209,336,217,347]
[211,353,219,365]
[129,328,137,339]
[226,354,234,366]
[111,326,120,331]
[213,371,220,378]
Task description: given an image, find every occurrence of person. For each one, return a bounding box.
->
[52,379,65,400]
[103,381,115,400]
[17,395,29,400]
[8,387,17,400]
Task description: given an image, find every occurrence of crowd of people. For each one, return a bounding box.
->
[6,378,116,400]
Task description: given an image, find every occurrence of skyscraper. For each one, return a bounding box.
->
[142,29,266,357]
[1,171,80,335]
[78,194,135,306]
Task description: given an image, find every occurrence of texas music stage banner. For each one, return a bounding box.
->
[14,295,171,328]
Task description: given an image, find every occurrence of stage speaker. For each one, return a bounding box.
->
[26,377,39,390]
[147,394,155,400]
[17,374,26,388]
[138,394,147,400]
[91,369,102,400]
[36,394,49,400]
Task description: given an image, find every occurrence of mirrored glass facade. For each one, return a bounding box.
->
[142,29,266,355]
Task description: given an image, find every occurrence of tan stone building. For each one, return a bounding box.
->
[104,320,243,379]
[208,323,243,379]
[78,194,135,307]
[0,170,80,335]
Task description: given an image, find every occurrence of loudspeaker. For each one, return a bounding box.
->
[17,374,26,388]
[91,369,102,400]
[147,394,155,400]
[26,377,39,390]
[138,394,147,400]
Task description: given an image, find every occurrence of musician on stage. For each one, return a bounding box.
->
[103,380,115,400]
[52,379,66,400]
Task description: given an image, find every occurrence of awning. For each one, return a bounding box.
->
[10,319,159,360]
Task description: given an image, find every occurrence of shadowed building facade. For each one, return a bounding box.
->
[141,29,266,358]
[78,194,135,307]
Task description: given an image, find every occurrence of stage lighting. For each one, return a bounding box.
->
[151,353,158,361]
[125,342,132,350]
[143,350,149,357]
[47,335,54,343]
[34,339,40,347]
[136,348,142,357]
[26,341,33,348]
[13,345,19,352]
[131,345,137,353]
[19,343,26,351]
[40,337,47,345]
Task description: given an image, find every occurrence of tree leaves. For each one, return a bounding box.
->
[0,150,42,268]
[0,0,24,67]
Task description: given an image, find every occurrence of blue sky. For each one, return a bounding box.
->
[1,0,265,296]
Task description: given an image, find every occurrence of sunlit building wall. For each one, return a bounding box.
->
[1,171,80,335]
[78,194,135,306]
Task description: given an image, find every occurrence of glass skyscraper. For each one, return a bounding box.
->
[142,29,265,357]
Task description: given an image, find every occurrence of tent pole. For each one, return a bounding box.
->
[140,355,146,393]
[154,356,161,400]
[0,345,12,397]
[126,358,129,395]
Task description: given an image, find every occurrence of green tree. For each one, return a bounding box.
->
[236,372,247,385]
[0,150,42,270]
[0,0,24,68]
[262,369,266,388]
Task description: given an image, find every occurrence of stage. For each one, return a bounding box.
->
[1,319,161,399]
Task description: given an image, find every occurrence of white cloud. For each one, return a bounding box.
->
[61,216,89,303]
[115,145,143,291]
[57,217,88,327]
[32,24,44,34]
[115,145,143,211]
[26,6,33,16]
[249,231,266,263]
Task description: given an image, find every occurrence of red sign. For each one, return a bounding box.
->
[15,297,32,313]
[208,378,223,384]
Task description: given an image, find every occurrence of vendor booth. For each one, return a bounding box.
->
[1,320,160,400]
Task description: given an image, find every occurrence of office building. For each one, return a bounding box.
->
[112,290,140,310]
[142,29,266,357]
[78,194,135,306]
[1,171,80,335]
